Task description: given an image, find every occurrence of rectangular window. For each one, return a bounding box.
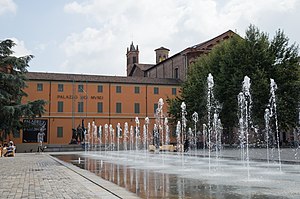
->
[134,103,140,114]
[98,85,103,93]
[78,102,84,112]
[172,88,177,95]
[58,84,64,92]
[37,83,43,91]
[116,102,122,113]
[175,68,179,79]
[134,86,140,94]
[97,102,103,113]
[78,84,84,92]
[58,101,64,112]
[154,103,158,114]
[154,87,159,94]
[57,127,63,138]
[116,86,121,93]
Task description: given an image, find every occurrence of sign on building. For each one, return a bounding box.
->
[23,119,48,143]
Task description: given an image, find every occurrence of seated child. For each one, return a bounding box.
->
[4,141,15,157]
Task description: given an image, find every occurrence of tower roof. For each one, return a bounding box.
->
[129,42,138,51]
[155,47,170,51]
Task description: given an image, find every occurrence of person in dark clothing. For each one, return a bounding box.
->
[184,138,190,152]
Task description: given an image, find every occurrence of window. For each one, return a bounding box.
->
[13,129,20,138]
[58,101,64,112]
[78,84,84,92]
[98,85,103,93]
[172,88,177,95]
[133,56,137,63]
[134,103,140,114]
[78,102,84,112]
[154,87,159,94]
[116,86,121,93]
[57,127,63,138]
[116,102,122,113]
[134,86,140,94]
[97,102,103,113]
[154,103,158,114]
[37,83,43,91]
[58,84,64,92]
[175,68,179,79]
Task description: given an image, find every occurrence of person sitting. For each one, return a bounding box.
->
[4,141,16,157]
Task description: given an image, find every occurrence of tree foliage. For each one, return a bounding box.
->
[168,25,300,142]
[0,39,46,140]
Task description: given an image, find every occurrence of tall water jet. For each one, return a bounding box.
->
[202,124,207,155]
[143,124,147,150]
[109,124,114,150]
[98,125,102,153]
[207,73,214,169]
[92,121,97,151]
[268,79,282,171]
[135,117,140,150]
[164,118,170,145]
[213,112,222,158]
[155,98,164,146]
[130,125,134,151]
[145,117,150,149]
[181,102,187,150]
[117,123,121,152]
[153,124,159,148]
[264,108,270,164]
[104,124,108,153]
[192,112,199,151]
[176,121,181,151]
[238,76,252,178]
[187,127,193,152]
[87,122,91,152]
[124,122,128,151]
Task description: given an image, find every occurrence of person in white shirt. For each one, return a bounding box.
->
[37,129,45,152]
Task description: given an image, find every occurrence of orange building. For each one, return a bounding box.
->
[14,72,181,151]
[10,30,235,152]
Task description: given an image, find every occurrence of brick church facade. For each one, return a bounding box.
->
[127,30,235,81]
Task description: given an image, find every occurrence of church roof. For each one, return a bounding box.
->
[144,30,237,72]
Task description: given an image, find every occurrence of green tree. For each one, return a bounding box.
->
[0,39,46,141]
[168,25,300,143]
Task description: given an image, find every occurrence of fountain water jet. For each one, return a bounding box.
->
[267,79,282,171]
[123,122,128,151]
[181,102,187,150]
[192,112,199,151]
[238,76,252,179]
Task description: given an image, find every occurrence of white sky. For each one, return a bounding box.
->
[0,0,299,76]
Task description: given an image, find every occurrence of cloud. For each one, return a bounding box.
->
[0,0,17,15]
[61,0,299,76]
[9,38,32,57]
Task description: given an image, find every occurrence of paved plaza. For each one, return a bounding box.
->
[0,148,299,199]
[0,153,139,199]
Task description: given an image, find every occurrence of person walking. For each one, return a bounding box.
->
[37,128,45,152]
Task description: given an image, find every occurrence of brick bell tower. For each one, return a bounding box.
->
[126,42,139,76]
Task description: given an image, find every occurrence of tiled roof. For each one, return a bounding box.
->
[26,72,182,85]
[135,64,154,71]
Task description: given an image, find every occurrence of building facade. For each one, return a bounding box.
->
[7,30,237,151]
[127,30,235,81]
[11,73,181,149]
